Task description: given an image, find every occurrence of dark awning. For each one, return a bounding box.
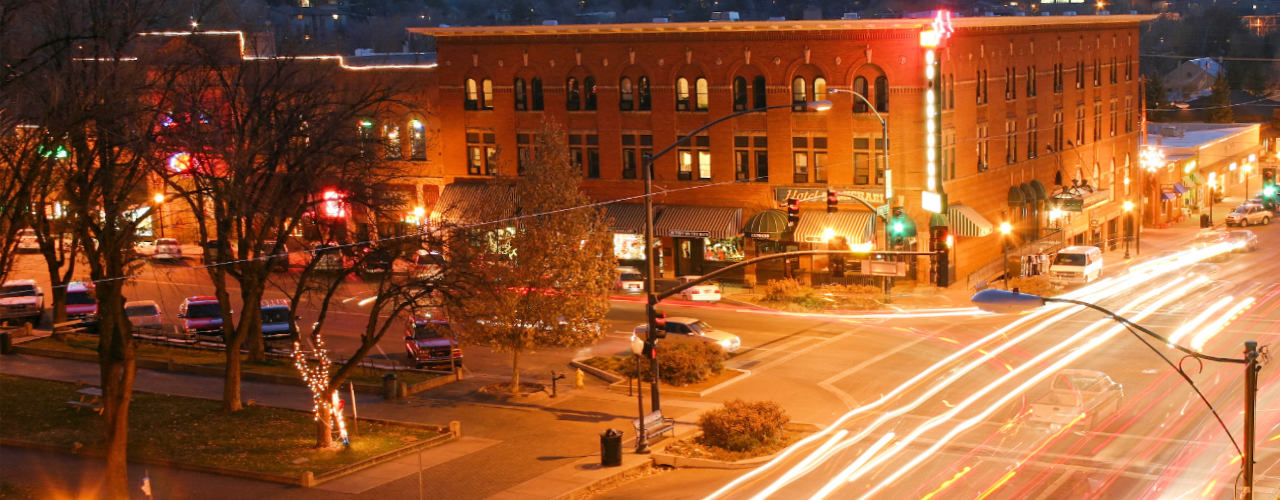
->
[432,183,517,227]
[1029,180,1048,201]
[1021,184,1038,205]
[743,209,790,240]
[1008,186,1025,206]
[793,211,875,244]
[603,203,650,233]
[653,206,743,239]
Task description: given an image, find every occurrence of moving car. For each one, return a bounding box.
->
[1029,369,1124,431]
[615,266,644,294]
[311,243,351,272]
[16,228,39,252]
[1225,203,1271,227]
[632,316,741,353]
[1048,246,1102,283]
[1226,229,1259,252]
[1190,230,1232,262]
[64,282,98,331]
[675,275,722,302]
[259,299,295,342]
[178,295,223,341]
[0,279,43,325]
[124,300,164,335]
[152,238,183,261]
[404,314,462,368]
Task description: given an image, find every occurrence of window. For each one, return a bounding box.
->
[1124,96,1135,133]
[637,76,651,111]
[530,78,544,110]
[466,131,497,176]
[583,77,597,111]
[677,135,710,180]
[1026,66,1037,97]
[853,77,869,113]
[569,133,600,178]
[1093,58,1101,87]
[1075,105,1086,145]
[384,122,401,159]
[1076,61,1085,89]
[813,137,828,183]
[791,77,807,111]
[793,136,828,183]
[1005,67,1016,100]
[1053,110,1064,152]
[1110,57,1118,84]
[977,123,989,172]
[408,118,426,160]
[1026,116,1039,160]
[620,77,634,111]
[1109,99,1118,137]
[1125,57,1133,82]
[357,118,374,158]
[874,76,888,112]
[1093,101,1103,141]
[465,78,479,110]
[514,78,528,111]
[481,79,493,110]
[676,77,691,111]
[621,133,652,180]
[732,77,747,111]
[813,77,828,103]
[517,133,531,174]
[1053,63,1063,94]
[734,136,768,182]
[853,137,872,185]
[566,77,581,111]
[977,69,989,105]
[694,77,708,111]
[1005,119,1018,165]
[943,130,956,180]
[752,76,767,109]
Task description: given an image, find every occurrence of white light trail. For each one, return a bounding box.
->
[748,430,849,500]
[1189,297,1255,351]
[1167,296,1235,347]
[806,432,896,500]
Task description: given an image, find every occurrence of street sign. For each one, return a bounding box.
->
[864,260,908,277]
[1055,198,1083,212]
[668,230,710,238]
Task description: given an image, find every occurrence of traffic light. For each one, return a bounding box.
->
[1264,168,1277,198]
[786,198,800,228]
[930,226,951,287]
[642,312,668,359]
[826,190,838,213]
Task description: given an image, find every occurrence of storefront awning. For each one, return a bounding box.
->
[793,211,875,244]
[1173,182,1188,194]
[947,204,994,237]
[1029,180,1048,201]
[1162,193,1177,201]
[1020,184,1038,205]
[603,203,650,233]
[432,183,517,227]
[742,209,790,240]
[653,206,743,239]
[1008,186,1025,206]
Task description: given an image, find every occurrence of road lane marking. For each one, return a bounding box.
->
[817,335,932,412]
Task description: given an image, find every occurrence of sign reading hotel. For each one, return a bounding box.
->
[774,187,886,205]
[919,10,952,214]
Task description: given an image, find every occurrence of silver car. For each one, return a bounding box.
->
[1227,230,1259,252]
[632,317,741,353]
[1225,203,1272,227]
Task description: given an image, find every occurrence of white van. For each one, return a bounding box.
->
[1049,246,1103,283]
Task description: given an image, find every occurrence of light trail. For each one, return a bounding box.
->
[805,432,895,500]
[1190,298,1255,351]
[1166,296,1235,347]
[975,412,1086,500]
[747,430,849,500]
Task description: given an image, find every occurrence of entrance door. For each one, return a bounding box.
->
[674,238,703,276]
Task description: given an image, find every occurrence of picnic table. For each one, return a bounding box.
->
[67,387,103,414]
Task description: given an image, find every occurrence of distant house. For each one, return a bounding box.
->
[1162,57,1223,103]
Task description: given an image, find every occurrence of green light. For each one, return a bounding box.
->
[892,221,904,234]
[1265,186,1276,196]
[358,119,373,128]
[39,145,67,159]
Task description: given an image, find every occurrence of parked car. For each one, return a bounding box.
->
[0,279,43,325]
[1029,369,1124,431]
[615,266,644,294]
[1048,246,1103,283]
[310,243,352,272]
[16,228,39,252]
[1225,203,1272,227]
[632,316,741,353]
[178,295,223,341]
[200,239,236,263]
[63,282,98,332]
[152,237,183,261]
[360,248,393,275]
[124,300,164,335]
[259,299,295,342]
[1227,230,1259,252]
[404,314,462,368]
[675,275,722,302]
[392,250,441,280]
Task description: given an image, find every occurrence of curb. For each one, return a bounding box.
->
[649,422,822,470]
[571,358,748,398]
[553,460,653,500]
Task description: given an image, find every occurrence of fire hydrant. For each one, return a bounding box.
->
[575,368,585,389]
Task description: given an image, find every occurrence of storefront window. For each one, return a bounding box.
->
[703,237,744,262]
[613,233,646,260]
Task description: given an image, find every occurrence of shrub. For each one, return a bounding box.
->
[698,399,790,452]
[760,279,814,303]
[1007,275,1061,297]
[659,342,725,386]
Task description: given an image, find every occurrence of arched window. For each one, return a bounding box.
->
[791,77,807,111]
[752,76,767,108]
[566,77,581,111]
[637,76,651,110]
[853,77,869,113]
[408,117,426,160]
[695,77,709,111]
[530,78,544,110]
[620,77,634,111]
[813,77,827,102]
[464,78,479,110]
[481,78,494,110]
[732,76,748,111]
[384,122,401,159]
[514,78,527,111]
[874,76,888,113]
[676,77,691,111]
[583,76,597,110]
[356,118,375,158]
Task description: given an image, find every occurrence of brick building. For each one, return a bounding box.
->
[406,15,1152,288]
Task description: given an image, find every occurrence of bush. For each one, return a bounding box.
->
[659,342,725,386]
[759,279,885,310]
[698,399,790,452]
[1007,275,1061,297]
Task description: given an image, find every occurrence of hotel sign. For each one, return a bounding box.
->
[774,187,886,205]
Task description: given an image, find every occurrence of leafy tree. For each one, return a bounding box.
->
[1206,74,1233,123]
[448,123,614,395]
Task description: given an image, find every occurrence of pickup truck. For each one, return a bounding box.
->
[1029,369,1124,431]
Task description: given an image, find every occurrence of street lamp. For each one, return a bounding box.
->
[1243,162,1254,202]
[1207,172,1218,227]
[635,99,833,453]
[151,192,165,238]
[970,288,1263,498]
[998,220,1012,289]
[828,88,890,247]
[1122,200,1134,259]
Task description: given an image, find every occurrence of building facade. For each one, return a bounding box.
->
[410,15,1150,288]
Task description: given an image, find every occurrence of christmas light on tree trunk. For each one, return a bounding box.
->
[293,334,348,446]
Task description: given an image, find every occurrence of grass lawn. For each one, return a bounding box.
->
[22,334,440,386]
[0,375,443,478]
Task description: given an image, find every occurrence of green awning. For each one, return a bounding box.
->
[1029,180,1048,201]
[1020,184,1038,205]
[1008,186,1025,206]
[742,209,790,240]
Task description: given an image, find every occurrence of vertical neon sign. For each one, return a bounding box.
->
[919,10,953,214]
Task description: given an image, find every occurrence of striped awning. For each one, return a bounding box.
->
[603,203,650,233]
[947,204,994,237]
[793,211,875,244]
[653,206,743,239]
[432,183,517,227]
[742,209,790,240]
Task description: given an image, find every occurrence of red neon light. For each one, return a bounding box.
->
[322,189,346,218]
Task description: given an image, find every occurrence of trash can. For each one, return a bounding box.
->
[382,373,397,400]
[600,428,623,467]
[0,331,10,355]
[1200,214,1211,228]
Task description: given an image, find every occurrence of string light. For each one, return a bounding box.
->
[293,334,349,446]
